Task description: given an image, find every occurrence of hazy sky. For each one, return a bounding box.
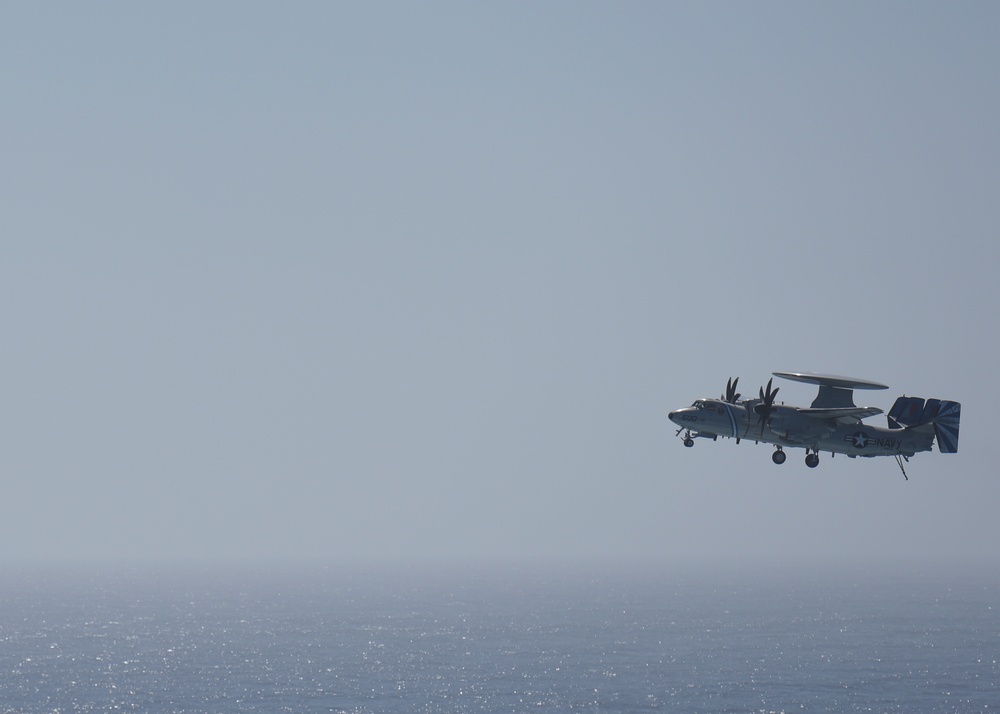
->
[1,3,998,567]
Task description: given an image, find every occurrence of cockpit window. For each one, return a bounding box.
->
[692,399,723,412]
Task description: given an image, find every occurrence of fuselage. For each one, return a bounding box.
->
[668,398,934,458]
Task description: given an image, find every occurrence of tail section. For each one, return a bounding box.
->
[888,396,961,453]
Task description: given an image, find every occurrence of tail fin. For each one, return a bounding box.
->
[931,400,961,453]
[888,396,925,426]
[888,396,961,453]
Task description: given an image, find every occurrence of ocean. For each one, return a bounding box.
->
[0,562,996,713]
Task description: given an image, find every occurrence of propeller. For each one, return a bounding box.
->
[753,378,780,434]
[721,377,741,404]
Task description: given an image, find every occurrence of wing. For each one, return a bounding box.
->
[798,406,883,425]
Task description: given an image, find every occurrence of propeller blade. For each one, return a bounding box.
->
[754,378,780,434]
[722,377,741,404]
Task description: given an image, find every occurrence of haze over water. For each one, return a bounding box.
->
[3,562,998,713]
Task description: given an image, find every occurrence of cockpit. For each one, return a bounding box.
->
[669,398,727,429]
[690,399,726,415]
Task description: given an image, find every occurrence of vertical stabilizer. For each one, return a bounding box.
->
[932,400,961,453]
[888,396,925,425]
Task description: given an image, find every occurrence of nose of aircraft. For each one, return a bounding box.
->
[668,410,681,425]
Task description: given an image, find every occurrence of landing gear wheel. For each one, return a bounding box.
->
[683,437,694,448]
[805,453,819,468]
[772,449,786,465]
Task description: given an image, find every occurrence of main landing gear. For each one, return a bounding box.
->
[771,447,821,467]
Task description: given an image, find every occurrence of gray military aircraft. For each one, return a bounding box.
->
[668,372,960,478]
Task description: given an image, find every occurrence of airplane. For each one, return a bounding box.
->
[667,372,960,478]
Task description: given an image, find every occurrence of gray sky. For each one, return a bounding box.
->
[1,2,998,567]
